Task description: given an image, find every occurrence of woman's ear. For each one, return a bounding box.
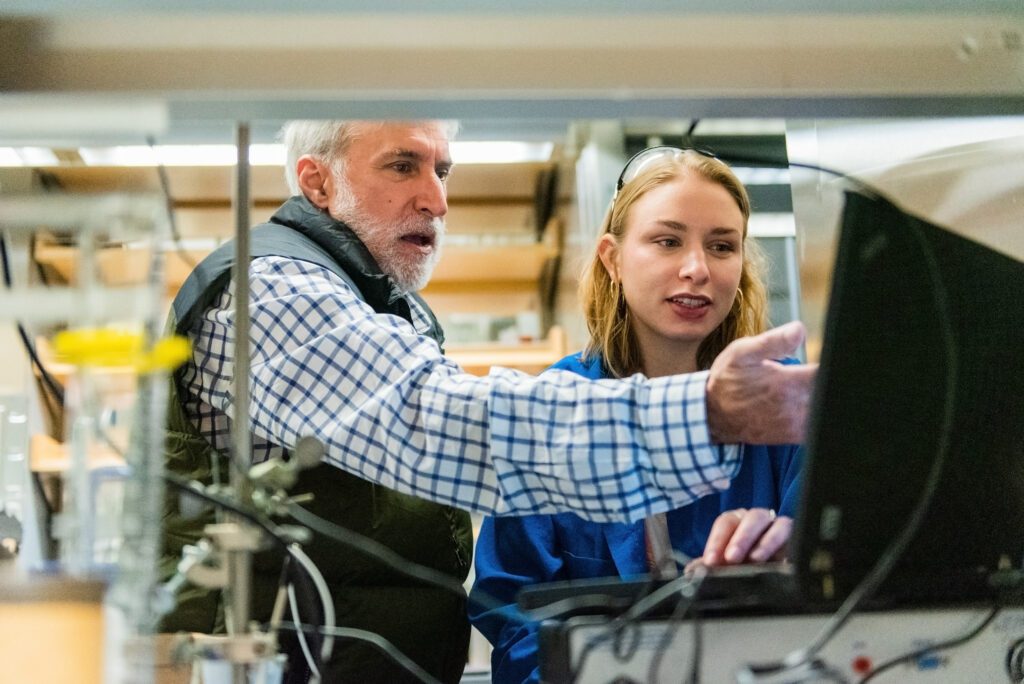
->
[596,233,620,283]
[296,155,333,209]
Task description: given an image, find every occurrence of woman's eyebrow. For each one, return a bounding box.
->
[651,221,740,236]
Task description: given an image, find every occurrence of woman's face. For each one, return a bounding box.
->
[600,171,745,366]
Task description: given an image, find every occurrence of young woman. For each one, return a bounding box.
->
[468,148,802,684]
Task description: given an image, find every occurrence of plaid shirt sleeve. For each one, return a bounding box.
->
[188,256,741,523]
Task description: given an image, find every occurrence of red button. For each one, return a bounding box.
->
[852,656,873,675]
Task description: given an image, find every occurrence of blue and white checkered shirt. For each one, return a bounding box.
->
[180,256,740,523]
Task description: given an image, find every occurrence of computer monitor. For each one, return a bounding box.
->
[790,189,1024,606]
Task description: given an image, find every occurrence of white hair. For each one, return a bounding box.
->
[279,120,461,196]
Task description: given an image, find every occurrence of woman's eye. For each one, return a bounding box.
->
[710,242,737,253]
[657,238,680,248]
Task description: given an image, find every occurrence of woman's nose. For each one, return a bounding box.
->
[678,248,710,283]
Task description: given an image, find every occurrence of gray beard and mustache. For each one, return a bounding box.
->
[330,182,445,294]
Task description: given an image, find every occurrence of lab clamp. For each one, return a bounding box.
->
[158,436,327,684]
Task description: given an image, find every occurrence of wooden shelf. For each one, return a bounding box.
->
[446,325,567,376]
[36,239,558,299]
[425,242,557,289]
[34,241,210,297]
[29,433,125,475]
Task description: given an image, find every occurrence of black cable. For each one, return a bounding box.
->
[162,471,290,551]
[858,606,1000,684]
[716,151,882,199]
[647,563,706,684]
[569,621,636,684]
[276,621,442,684]
[567,572,705,683]
[0,233,66,405]
[280,556,325,679]
[688,606,703,684]
[146,135,198,271]
[29,465,56,558]
[682,119,700,148]
[287,501,469,602]
[646,588,695,683]
[520,592,649,623]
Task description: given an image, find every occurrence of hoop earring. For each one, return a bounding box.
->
[610,278,627,312]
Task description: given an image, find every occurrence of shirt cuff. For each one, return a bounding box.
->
[643,370,742,509]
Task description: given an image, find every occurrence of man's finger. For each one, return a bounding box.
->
[728,321,807,365]
[776,362,818,402]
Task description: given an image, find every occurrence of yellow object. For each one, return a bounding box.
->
[139,336,193,374]
[52,328,191,374]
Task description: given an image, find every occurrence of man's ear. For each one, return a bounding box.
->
[596,233,619,283]
[296,155,333,209]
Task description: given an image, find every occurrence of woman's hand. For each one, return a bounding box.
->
[691,507,793,569]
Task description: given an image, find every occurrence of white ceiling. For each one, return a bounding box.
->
[2,1,1021,13]
[0,8,1020,146]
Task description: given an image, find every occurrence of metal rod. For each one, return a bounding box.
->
[231,121,253,502]
[230,122,253,684]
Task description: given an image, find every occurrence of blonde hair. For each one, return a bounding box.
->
[580,150,769,377]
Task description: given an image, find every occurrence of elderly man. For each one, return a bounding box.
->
[160,120,814,682]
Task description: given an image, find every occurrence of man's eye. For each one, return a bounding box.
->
[437,168,451,181]
[393,162,414,174]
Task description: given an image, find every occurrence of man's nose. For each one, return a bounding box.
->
[415,173,448,218]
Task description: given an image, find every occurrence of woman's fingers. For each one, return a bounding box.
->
[702,508,792,566]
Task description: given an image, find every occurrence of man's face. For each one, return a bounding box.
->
[327,122,452,293]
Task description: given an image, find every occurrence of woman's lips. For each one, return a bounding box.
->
[667,295,711,320]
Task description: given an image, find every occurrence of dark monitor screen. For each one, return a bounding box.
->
[791,189,1024,606]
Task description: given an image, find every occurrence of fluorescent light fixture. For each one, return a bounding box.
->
[749,213,796,238]
[76,141,550,166]
[0,148,23,167]
[693,119,788,136]
[731,166,791,185]
[450,141,553,164]
[249,144,286,166]
[17,147,61,166]
[78,144,287,167]
[0,147,61,167]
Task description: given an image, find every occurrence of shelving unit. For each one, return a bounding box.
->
[29,155,569,375]
[447,325,567,377]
